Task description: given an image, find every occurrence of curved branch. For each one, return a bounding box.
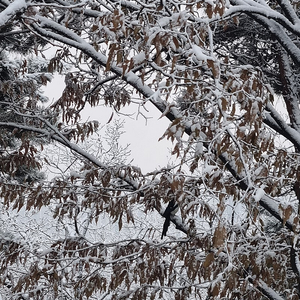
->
[247,277,285,300]
[277,50,300,132]
[0,121,190,236]
[276,0,300,24]
[242,10,300,67]
[228,0,300,37]
[28,12,299,235]
[265,102,300,151]
[0,0,27,28]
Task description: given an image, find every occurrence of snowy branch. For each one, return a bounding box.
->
[26,9,299,237]
[0,0,27,27]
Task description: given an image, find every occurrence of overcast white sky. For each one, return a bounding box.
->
[43,75,175,173]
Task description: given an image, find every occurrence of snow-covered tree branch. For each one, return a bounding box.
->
[0,0,300,299]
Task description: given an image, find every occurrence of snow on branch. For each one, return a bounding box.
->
[28,9,299,237]
[266,102,300,151]
[0,0,27,27]
[228,0,299,32]
[0,120,190,236]
[227,0,300,66]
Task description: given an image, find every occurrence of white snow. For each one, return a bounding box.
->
[158,16,170,27]
[192,45,211,62]
[0,0,27,27]
[195,141,203,156]
[132,52,146,65]
[253,187,265,202]
[258,280,285,300]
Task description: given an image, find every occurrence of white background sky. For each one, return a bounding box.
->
[43,75,175,173]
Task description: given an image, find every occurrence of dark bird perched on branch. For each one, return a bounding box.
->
[161,198,179,239]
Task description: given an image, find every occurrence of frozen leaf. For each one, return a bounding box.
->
[213,223,226,248]
[203,252,214,268]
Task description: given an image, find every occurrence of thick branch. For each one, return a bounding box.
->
[28,14,298,235]
[276,0,300,24]
[0,121,190,236]
[241,11,300,67]
[0,0,27,28]
[277,50,300,132]
[265,102,300,151]
[247,277,285,300]
[228,0,300,39]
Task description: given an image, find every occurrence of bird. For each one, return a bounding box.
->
[161,198,179,239]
